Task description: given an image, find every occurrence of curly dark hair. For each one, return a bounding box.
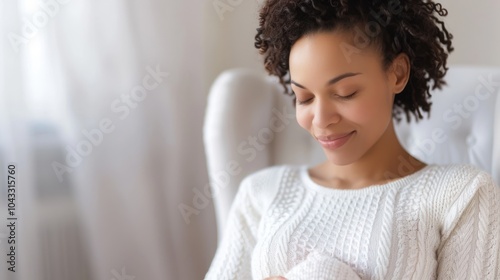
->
[254,0,454,123]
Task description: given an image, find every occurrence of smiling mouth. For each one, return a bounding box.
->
[317,131,355,150]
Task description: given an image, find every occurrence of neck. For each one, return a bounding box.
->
[322,121,426,189]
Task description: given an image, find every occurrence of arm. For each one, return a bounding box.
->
[205,176,261,280]
[436,171,500,280]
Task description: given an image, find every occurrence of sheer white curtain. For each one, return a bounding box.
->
[0,0,220,279]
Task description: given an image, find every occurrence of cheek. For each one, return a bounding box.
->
[345,97,392,148]
[296,110,310,130]
[354,90,394,124]
[342,103,371,123]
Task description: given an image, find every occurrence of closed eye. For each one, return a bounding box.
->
[292,89,313,105]
[297,98,312,105]
[338,91,358,100]
[294,91,358,105]
[296,91,358,105]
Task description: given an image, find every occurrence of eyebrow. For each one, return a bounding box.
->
[290,72,362,89]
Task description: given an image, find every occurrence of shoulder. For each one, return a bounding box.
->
[431,163,492,182]
[428,163,499,237]
[240,164,302,211]
[429,163,497,202]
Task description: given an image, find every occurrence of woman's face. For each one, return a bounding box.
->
[289,30,406,166]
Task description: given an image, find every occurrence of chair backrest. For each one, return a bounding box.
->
[203,66,500,242]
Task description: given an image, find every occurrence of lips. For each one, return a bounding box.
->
[316,131,355,141]
[316,131,355,150]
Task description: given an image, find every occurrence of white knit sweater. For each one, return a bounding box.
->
[204,164,500,280]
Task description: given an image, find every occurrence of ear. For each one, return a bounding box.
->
[389,53,410,94]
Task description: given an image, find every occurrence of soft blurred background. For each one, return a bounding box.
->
[0,0,498,280]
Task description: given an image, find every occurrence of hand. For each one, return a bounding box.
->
[263,277,287,280]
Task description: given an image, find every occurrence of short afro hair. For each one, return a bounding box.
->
[254,0,454,123]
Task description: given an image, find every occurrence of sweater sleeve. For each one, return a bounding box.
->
[204,175,262,280]
[436,170,500,280]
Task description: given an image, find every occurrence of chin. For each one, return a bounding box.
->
[324,150,360,166]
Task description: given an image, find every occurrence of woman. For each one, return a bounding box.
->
[205,0,500,279]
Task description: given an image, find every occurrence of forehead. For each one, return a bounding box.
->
[289,30,382,81]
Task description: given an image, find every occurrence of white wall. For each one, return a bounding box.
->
[204,0,500,91]
[439,0,500,66]
[203,0,263,95]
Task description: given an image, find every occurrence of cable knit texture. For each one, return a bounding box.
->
[204,164,500,280]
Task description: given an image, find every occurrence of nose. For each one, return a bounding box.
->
[312,98,341,128]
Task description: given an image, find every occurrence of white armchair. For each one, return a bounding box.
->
[203,65,500,243]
